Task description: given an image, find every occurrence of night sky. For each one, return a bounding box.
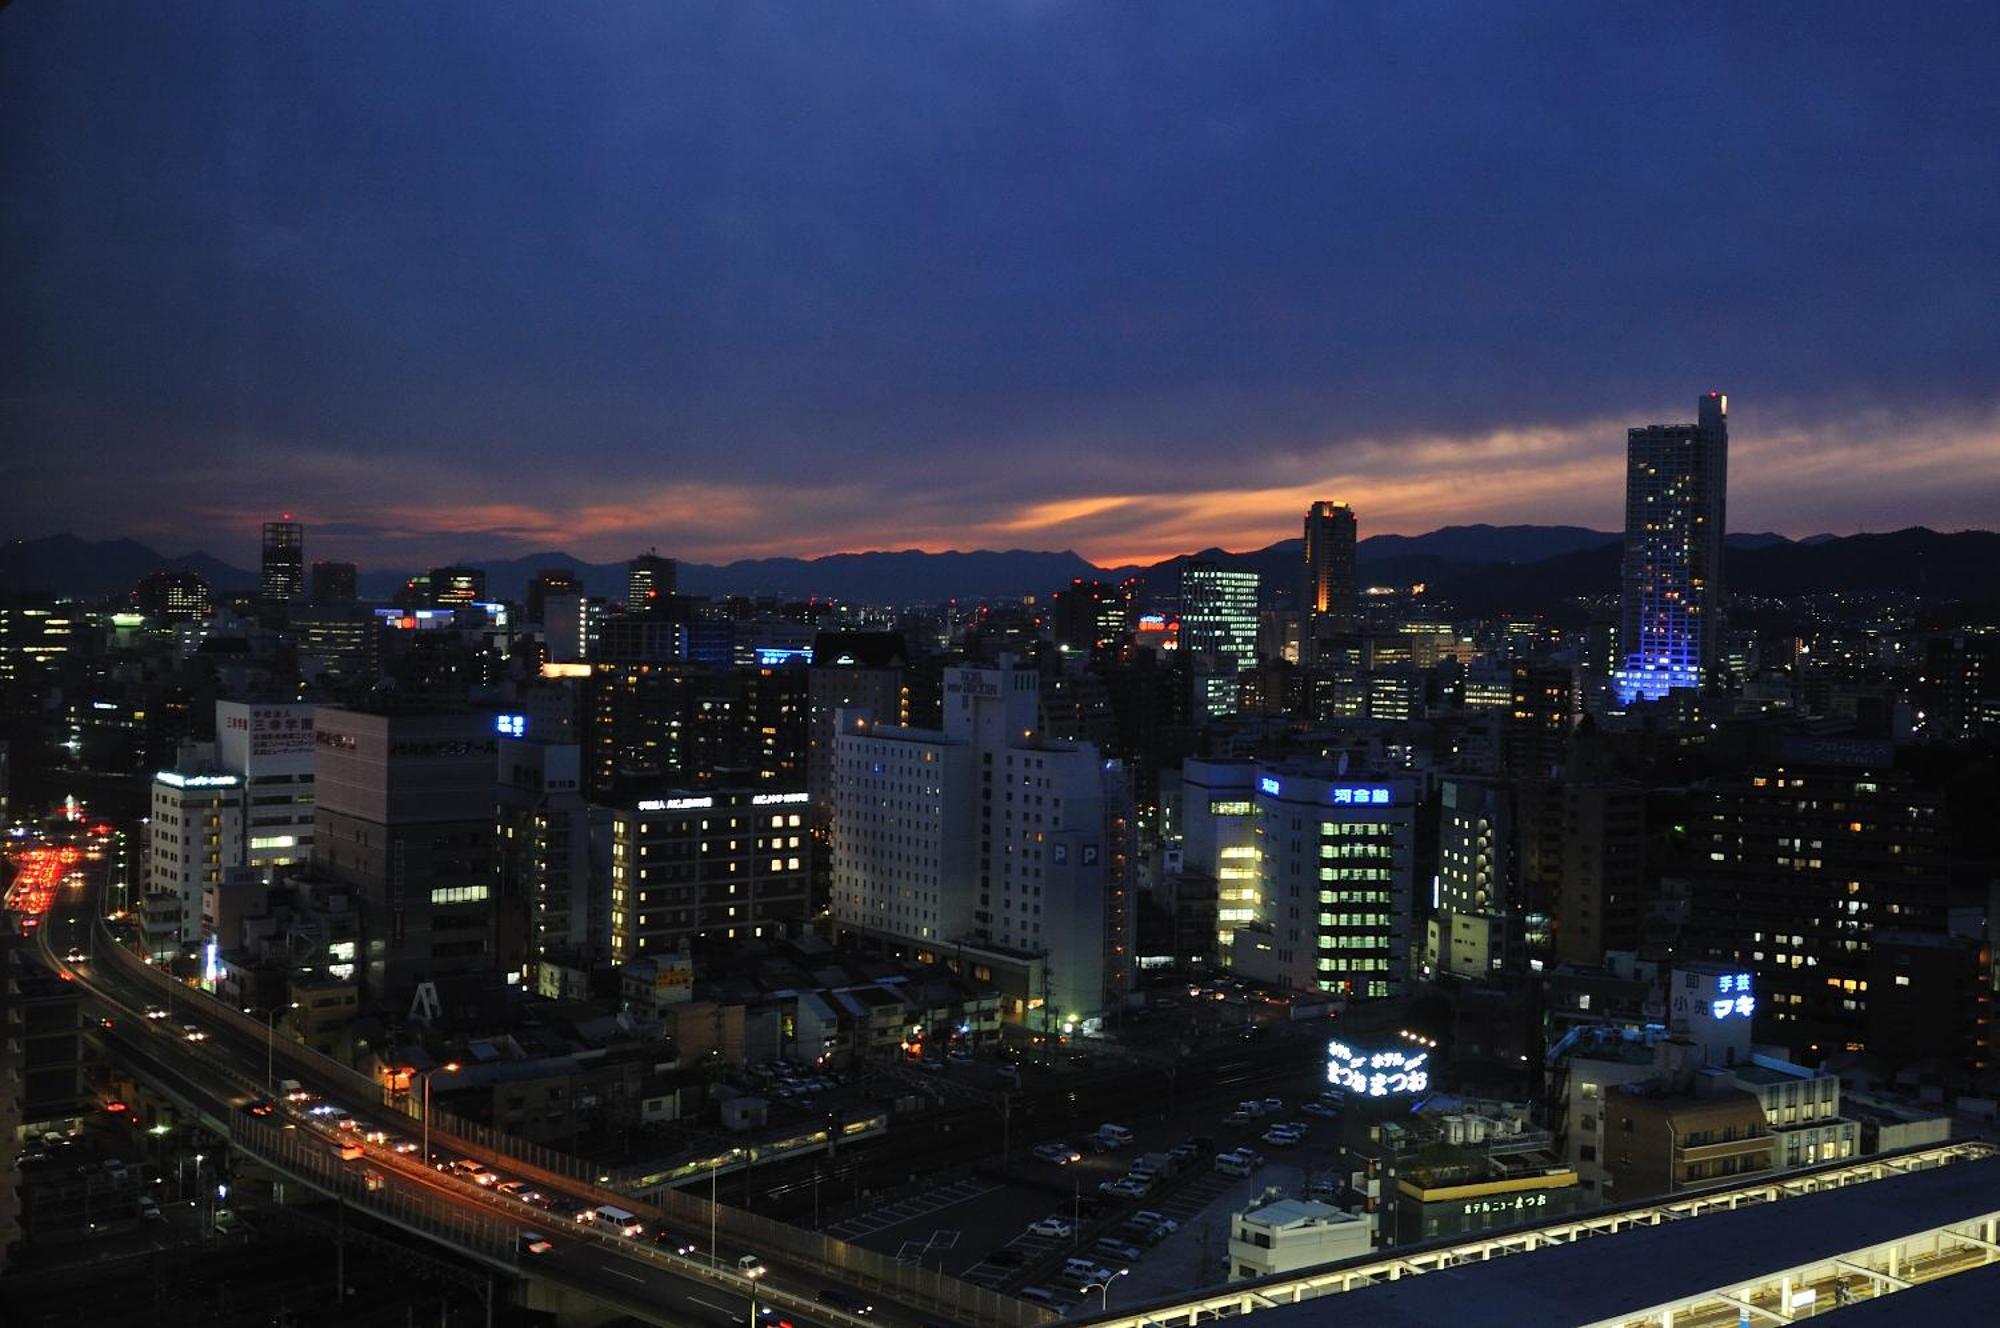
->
[5,3,1997,569]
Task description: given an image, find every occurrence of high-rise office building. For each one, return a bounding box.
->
[607,788,811,966]
[1250,768,1415,998]
[1181,562,1260,662]
[1434,777,1516,979]
[144,769,245,955]
[495,728,595,966]
[628,552,677,613]
[312,706,498,1001]
[1504,664,1578,781]
[1303,500,1358,623]
[309,560,358,606]
[1615,392,1728,704]
[1051,578,1134,658]
[527,568,584,626]
[133,570,212,621]
[261,519,306,602]
[428,565,487,609]
[831,661,1135,1025]
[216,700,318,881]
[1689,755,1947,1063]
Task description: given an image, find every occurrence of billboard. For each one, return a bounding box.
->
[217,700,317,775]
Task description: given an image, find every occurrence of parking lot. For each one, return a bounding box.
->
[826,1049,1355,1315]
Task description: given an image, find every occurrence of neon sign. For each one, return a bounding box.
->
[1710,971,1755,1020]
[1331,787,1391,805]
[1259,777,1282,796]
[637,796,713,812]
[1327,1040,1429,1097]
[495,713,527,738]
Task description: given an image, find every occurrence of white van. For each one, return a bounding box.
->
[1097,1123,1134,1148]
[1214,1151,1254,1177]
[592,1205,645,1237]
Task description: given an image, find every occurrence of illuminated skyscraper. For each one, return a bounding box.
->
[628,551,677,613]
[1614,392,1728,704]
[1180,562,1259,662]
[261,519,305,602]
[1303,500,1358,622]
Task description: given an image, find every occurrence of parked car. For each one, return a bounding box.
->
[1130,1210,1177,1234]
[1028,1217,1073,1239]
[1094,1238,1144,1263]
[1058,1259,1115,1288]
[1301,1101,1338,1118]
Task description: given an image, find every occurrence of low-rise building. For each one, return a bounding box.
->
[1229,1198,1371,1281]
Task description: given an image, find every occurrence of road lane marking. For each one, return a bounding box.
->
[690,1296,735,1314]
[600,1264,645,1282]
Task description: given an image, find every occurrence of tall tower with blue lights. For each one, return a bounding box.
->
[1614,391,1728,705]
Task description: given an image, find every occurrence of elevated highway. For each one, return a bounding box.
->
[38,866,1045,1328]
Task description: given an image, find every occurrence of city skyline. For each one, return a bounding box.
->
[5,5,1999,567]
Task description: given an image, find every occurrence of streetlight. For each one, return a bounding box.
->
[1086,1269,1130,1312]
[413,1062,461,1166]
[245,1004,297,1093]
[743,1262,766,1323]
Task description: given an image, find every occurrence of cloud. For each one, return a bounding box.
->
[3,4,1997,570]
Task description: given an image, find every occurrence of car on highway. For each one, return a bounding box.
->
[142,1005,169,1020]
[1027,1217,1073,1238]
[653,1228,698,1256]
[816,1286,874,1315]
[519,1232,555,1256]
[181,1024,209,1042]
[240,1099,278,1118]
[736,1254,769,1278]
[63,947,87,963]
[391,1139,421,1154]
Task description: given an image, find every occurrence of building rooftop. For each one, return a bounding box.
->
[1221,1154,2000,1327]
[1243,1200,1358,1231]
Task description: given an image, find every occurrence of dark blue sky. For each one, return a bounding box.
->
[5,2,1997,567]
